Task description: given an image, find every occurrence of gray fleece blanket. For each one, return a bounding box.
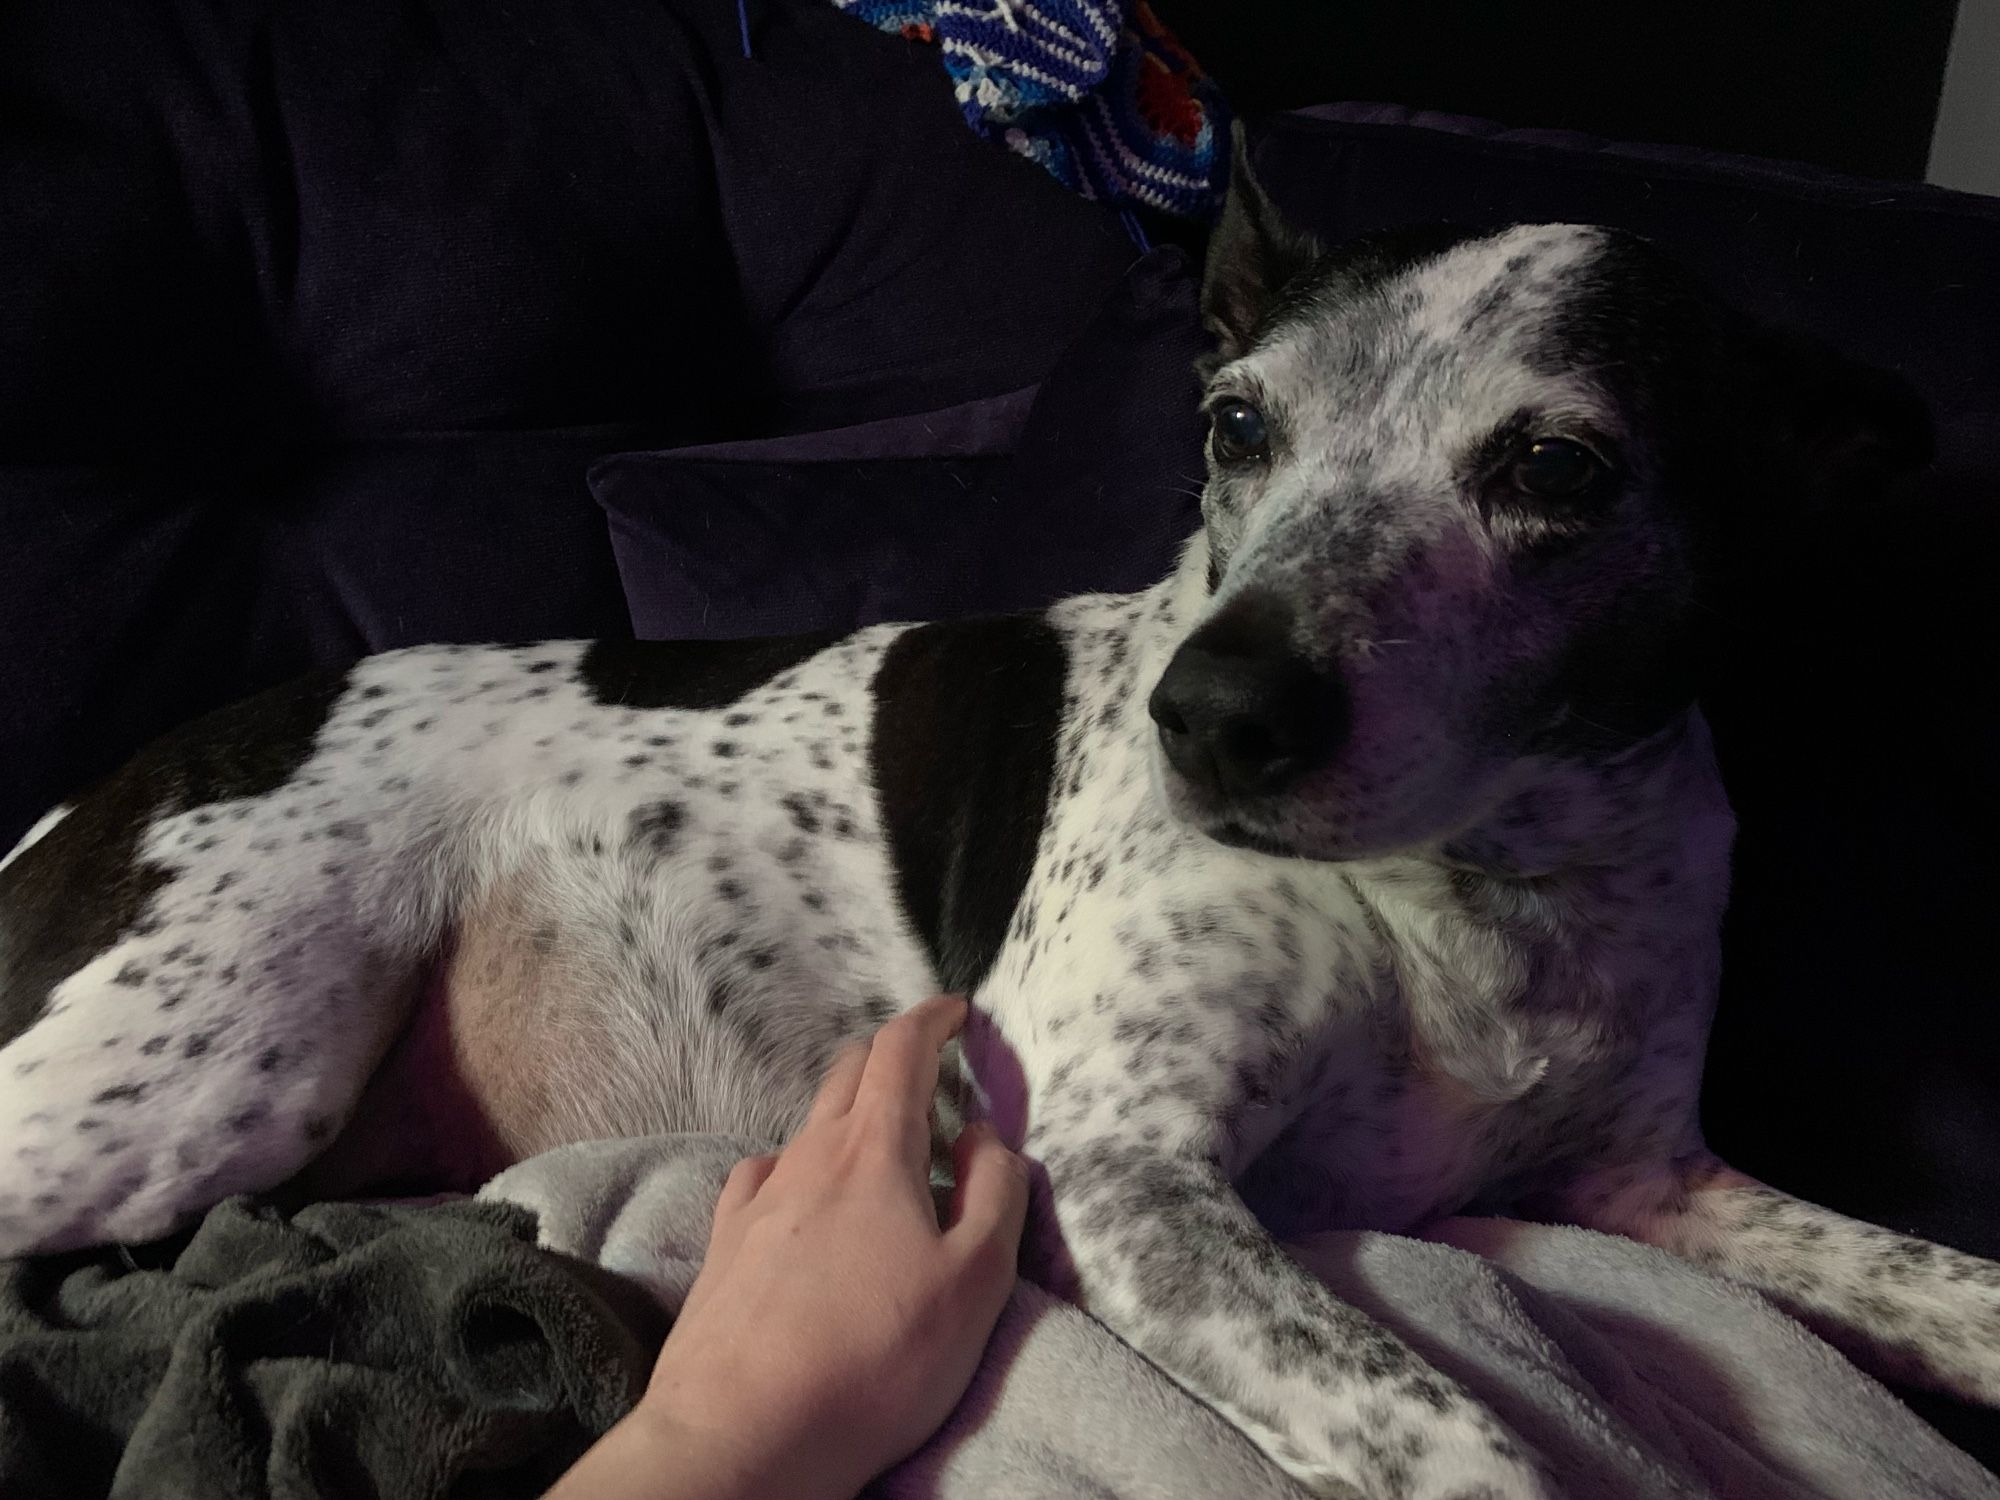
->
[4,1137,1991,1499]
[0,1195,661,1500]
[483,1134,2000,1500]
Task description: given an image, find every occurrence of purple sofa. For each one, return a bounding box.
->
[5,0,1998,1468]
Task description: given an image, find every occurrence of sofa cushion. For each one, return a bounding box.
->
[0,0,1136,846]
[595,247,1208,639]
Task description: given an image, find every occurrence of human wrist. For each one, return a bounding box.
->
[624,1395,866,1500]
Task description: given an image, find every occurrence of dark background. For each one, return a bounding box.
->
[1159,0,1963,181]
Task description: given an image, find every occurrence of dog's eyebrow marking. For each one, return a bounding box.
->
[870,614,1068,994]
[1460,408,1622,488]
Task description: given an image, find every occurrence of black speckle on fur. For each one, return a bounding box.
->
[628,800,687,858]
[780,794,820,835]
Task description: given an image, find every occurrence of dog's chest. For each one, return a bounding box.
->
[967,693,1649,1236]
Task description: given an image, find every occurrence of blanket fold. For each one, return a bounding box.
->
[6,1136,1996,1499]
[0,1197,654,1500]
[486,1135,2000,1500]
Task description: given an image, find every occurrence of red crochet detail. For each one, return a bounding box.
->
[1130,1,1207,145]
[1136,58,1204,144]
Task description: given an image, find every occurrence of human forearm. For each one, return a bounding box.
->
[545,1403,850,1500]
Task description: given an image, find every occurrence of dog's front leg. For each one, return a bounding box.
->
[1554,1151,2000,1404]
[1033,1136,1555,1499]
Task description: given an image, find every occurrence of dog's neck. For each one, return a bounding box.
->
[1067,539,1732,1129]
[1434,724,1735,884]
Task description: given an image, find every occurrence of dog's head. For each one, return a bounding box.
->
[1151,128,1932,865]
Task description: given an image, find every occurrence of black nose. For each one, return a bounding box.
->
[1148,614,1346,800]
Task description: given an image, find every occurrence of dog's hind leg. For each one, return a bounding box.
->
[0,892,431,1257]
[0,671,449,1256]
[1550,1151,2000,1404]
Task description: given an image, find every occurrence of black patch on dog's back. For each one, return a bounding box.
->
[0,669,351,1047]
[578,635,844,711]
[870,617,1067,995]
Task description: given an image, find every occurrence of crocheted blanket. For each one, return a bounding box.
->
[829,0,1230,219]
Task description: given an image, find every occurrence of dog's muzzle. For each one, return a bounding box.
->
[1148,600,1348,803]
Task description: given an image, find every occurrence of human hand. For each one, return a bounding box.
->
[632,994,1029,1500]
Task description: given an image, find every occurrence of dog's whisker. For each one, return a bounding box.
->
[1347,637,1414,662]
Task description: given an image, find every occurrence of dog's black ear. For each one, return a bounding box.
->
[1200,121,1322,367]
[1744,326,1935,508]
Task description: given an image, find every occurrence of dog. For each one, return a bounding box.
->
[1,135,1988,1498]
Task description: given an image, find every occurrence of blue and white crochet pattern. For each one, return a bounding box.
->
[828,0,1230,220]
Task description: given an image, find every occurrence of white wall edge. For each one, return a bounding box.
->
[1929,0,2000,195]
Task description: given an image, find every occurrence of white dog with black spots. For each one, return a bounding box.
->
[2,132,1987,1497]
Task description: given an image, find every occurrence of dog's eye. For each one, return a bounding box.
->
[1210,400,1270,463]
[1514,439,1605,499]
